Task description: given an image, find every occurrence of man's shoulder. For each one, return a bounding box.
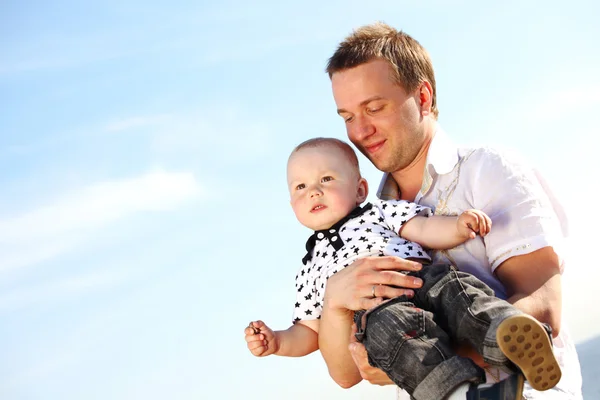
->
[457,145,533,171]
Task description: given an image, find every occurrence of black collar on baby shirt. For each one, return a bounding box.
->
[302,203,373,265]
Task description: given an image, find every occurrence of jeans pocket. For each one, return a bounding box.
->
[363,300,425,369]
[363,301,455,392]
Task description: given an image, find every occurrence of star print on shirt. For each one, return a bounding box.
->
[292,200,432,323]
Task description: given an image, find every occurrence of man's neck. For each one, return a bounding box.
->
[391,129,434,202]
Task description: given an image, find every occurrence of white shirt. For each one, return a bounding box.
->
[379,127,582,399]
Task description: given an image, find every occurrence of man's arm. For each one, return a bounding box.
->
[319,301,363,388]
[318,256,424,388]
[450,246,563,368]
[495,246,562,335]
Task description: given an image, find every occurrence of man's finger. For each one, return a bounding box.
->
[365,256,422,272]
[371,284,416,300]
[349,322,358,344]
[377,270,423,289]
[360,297,385,311]
[348,342,369,367]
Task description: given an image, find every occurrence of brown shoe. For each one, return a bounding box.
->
[497,314,561,391]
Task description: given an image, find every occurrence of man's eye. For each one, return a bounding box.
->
[341,114,353,123]
[295,183,305,190]
[321,176,334,183]
[367,106,383,114]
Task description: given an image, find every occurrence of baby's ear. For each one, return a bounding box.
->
[357,177,369,203]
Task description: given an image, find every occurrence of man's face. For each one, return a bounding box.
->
[287,146,365,231]
[331,59,426,173]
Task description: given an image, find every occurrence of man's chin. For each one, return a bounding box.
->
[371,160,395,173]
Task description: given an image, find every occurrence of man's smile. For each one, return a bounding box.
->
[365,139,386,155]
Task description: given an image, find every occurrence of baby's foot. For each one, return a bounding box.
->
[497,314,561,391]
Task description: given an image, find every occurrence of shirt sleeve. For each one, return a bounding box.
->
[291,262,320,323]
[375,199,433,234]
[468,148,566,271]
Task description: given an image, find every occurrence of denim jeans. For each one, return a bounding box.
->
[354,263,523,400]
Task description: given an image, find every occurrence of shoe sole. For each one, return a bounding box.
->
[497,314,561,391]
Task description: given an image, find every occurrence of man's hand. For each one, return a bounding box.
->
[245,320,279,357]
[318,256,423,388]
[457,209,491,240]
[324,256,424,312]
[348,323,394,385]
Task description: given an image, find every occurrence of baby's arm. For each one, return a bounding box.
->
[244,319,319,357]
[400,209,491,250]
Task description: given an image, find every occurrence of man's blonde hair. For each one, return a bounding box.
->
[326,22,438,119]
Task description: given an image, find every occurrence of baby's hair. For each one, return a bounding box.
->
[291,137,361,176]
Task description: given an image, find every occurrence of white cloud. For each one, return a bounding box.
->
[0,269,129,312]
[0,170,202,270]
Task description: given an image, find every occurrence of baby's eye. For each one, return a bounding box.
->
[321,176,334,183]
[295,183,305,190]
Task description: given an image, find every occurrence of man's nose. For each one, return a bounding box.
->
[349,115,375,141]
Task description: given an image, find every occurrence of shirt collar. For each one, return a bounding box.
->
[376,125,459,201]
[301,203,372,265]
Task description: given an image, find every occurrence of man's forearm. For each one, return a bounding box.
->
[506,274,562,336]
[318,303,362,388]
[495,248,563,336]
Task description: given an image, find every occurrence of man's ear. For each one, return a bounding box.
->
[418,81,434,117]
[357,177,369,203]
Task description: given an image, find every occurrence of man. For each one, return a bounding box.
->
[317,22,582,399]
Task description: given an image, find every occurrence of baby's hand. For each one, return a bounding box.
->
[457,209,491,239]
[245,320,279,357]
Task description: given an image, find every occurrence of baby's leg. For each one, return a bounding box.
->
[413,263,561,391]
[355,297,485,400]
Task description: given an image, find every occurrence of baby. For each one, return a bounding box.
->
[244,138,560,400]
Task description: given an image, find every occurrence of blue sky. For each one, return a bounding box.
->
[1,1,598,399]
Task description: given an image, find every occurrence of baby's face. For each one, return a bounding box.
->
[287,145,365,231]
